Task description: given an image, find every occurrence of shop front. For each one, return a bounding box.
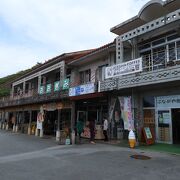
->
[108,95,134,140]
[155,95,180,144]
[75,96,108,140]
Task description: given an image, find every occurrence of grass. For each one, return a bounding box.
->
[117,141,180,155]
[138,143,180,155]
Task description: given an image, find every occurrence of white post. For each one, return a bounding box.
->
[71,130,75,145]
[35,128,38,136]
[40,129,43,138]
[38,75,42,94]
[13,124,16,132]
[56,130,60,141]
[15,124,18,132]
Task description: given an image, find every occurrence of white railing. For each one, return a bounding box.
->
[142,47,180,72]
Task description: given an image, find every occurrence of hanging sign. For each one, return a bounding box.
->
[105,57,142,79]
[118,96,134,130]
[46,84,52,93]
[63,79,70,90]
[54,81,60,92]
[39,86,45,95]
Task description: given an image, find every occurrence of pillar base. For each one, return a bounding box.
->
[13,125,16,132]
[28,126,31,135]
[71,130,75,145]
[35,128,38,136]
[40,129,43,138]
[2,123,5,130]
[56,130,60,141]
[5,124,9,130]
[15,125,18,132]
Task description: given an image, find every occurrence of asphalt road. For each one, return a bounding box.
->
[0,130,180,180]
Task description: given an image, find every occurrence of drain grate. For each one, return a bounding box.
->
[130,154,151,160]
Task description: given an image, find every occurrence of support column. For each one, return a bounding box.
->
[15,112,19,133]
[38,75,42,94]
[23,80,26,95]
[12,112,16,132]
[116,37,124,64]
[5,112,9,130]
[28,110,32,135]
[11,84,15,98]
[56,109,61,141]
[71,101,75,144]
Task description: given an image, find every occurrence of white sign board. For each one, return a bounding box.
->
[156,95,180,108]
[105,58,142,79]
[69,83,95,97]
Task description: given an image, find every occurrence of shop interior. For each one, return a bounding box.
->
[172,109,180,144]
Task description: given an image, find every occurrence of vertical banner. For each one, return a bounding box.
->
[63,79,69,90]
[118,96,134,130]
[39,86,45,95]
[46,84,52,94]
[54,81,60,92]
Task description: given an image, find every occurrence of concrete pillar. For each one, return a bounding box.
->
[13,124,16,132]
[23,81,26,95]
[15,124,19,132]
[35,128,38,136]
[11,85,15,98]
[71,101,75,144]
[28,110,32,135]
[40,129,43,138]
[116,37,124,64]
[5,123,9,130]
[38,75,42,94]
[56,109,61,141]
[2,123,5,130]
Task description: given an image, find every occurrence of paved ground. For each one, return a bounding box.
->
[0,130,180,180]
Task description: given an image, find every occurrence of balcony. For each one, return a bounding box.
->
[99,47,180,92]
[0,79,70,108]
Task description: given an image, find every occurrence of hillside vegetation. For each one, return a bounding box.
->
[0,63,42,98]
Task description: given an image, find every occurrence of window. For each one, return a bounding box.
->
[79,69,91,84]
[168,43,176,61]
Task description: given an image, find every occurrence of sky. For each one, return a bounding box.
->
[0,0,150,78]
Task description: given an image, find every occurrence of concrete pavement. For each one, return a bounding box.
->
[0,130,180,180]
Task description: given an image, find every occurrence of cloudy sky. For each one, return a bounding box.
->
[0,0,150,78]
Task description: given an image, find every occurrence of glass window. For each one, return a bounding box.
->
[152,38,165,46]
[169,43,176,61]
[143,96,155,107]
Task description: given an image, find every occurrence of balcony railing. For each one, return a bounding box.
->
[142,47,180,72]
[0,79,70,107]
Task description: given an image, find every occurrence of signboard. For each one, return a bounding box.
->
[118,96,134,130]
[142,127,155,145]
[46,84,52,94]
[54,81,60,92]
[105,57,142,79]
[63,79,69,90]
[158,110,170,127]
[69,83,95,97]
[156,95,180,108]
[39,86,45,95]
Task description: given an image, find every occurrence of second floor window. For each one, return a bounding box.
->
[79,69,91,84]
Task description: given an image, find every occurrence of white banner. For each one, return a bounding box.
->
[118,96,134,130]
[105,58,142,79]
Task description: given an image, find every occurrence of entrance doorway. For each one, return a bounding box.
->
[172,109,180,144]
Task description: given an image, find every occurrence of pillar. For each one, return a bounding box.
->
[23,80,26,95]
[116,37,124,64]
[56,109,61,141]
[15,112,19,133]
[71,101,75,144]
[38,75,42,94]
[28,110,32,135]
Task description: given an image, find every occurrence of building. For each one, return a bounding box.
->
[0,50,92,140]
[99,0,180,144]
[0,42,116,141]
